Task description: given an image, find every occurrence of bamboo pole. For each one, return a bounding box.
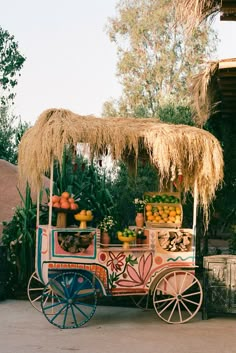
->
[48,159,54,227]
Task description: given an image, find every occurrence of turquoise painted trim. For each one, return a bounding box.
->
[51,229,97,260]
[37,227,44,283]
[167,255,194,262]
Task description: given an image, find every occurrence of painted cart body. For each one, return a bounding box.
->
[28,222,203,328]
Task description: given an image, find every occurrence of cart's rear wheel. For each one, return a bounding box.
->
[41,272,97,329]
[153,270,203,324]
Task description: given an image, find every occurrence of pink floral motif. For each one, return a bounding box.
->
[116,253,153,287]
[107,252,126,272]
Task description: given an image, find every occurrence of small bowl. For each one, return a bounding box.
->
[118,234,136,243]
[74,214,93,222]
[74,213,93,229]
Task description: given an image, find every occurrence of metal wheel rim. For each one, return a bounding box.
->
[153,270,203,324]
[41,271,97,329]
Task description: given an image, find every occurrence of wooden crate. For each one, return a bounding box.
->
[144,192,182,228]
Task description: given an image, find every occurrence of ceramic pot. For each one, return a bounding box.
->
[135,213,144,228]
[101,232,110,247]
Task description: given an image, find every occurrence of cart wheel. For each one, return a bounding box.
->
[27,271,46,312]
[153,270,203,324]
[41,272,97,329]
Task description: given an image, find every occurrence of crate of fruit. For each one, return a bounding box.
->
[144,192,182,228]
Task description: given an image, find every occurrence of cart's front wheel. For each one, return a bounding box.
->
[27,271,45,312]
[153,270,203,324]
[41,272,97,329]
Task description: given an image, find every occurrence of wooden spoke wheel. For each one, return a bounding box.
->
[27,271,48,312]
[153,270,203,324]
[41,272,97,329]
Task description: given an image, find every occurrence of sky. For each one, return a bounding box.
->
[0,0,236,124]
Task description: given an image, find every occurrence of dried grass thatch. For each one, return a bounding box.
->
[18,108,224,225]
[191,60,220,126]
[175,0,220,32]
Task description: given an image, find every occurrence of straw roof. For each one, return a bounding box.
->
[191,58,236,125]
[18,108,224,224]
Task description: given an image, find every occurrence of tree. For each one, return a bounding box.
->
[0,26,26,105]
[0,106,29,164]
[103,0,217,118]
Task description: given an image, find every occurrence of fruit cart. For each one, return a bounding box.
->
[18,108,224,328]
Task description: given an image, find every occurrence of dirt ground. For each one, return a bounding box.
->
[0,300,235,353]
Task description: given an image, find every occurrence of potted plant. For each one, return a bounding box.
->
[133,198,146,227]
[98,216,116,247]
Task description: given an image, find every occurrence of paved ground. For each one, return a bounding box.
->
[0,300,235,353]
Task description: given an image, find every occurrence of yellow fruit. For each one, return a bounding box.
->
[86,210,92,216]
[80,210,86,215]
[176,207,181,215]
[162,212,168,219]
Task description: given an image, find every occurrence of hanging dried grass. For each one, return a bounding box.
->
[191,60,220,126]
[175,0,220,32]
[18,108,224,226]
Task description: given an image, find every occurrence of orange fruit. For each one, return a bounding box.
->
[169,211,176,217]
[70,203,78,210]
[86,210,92,216]
[61,191,70,199]
[80,210,86,215]
[68,197,75,203]
[147,215,154,221]
[53,202,61,208]
[146,211,152,217]
[146,204,152,211]
[52,195,60,203]
[60,201,70,209]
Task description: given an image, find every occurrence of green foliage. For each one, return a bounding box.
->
[0,26,26,104]
[2,184,47,292]
[52,150,116,227]
[103,0,217,118]
[157,104,194,125]
[110,161,158,228]
[0,106,30,164]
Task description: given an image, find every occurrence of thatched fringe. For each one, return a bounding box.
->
[18,108,224,226]
[175,0,220,32]
[191,60,220,127]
